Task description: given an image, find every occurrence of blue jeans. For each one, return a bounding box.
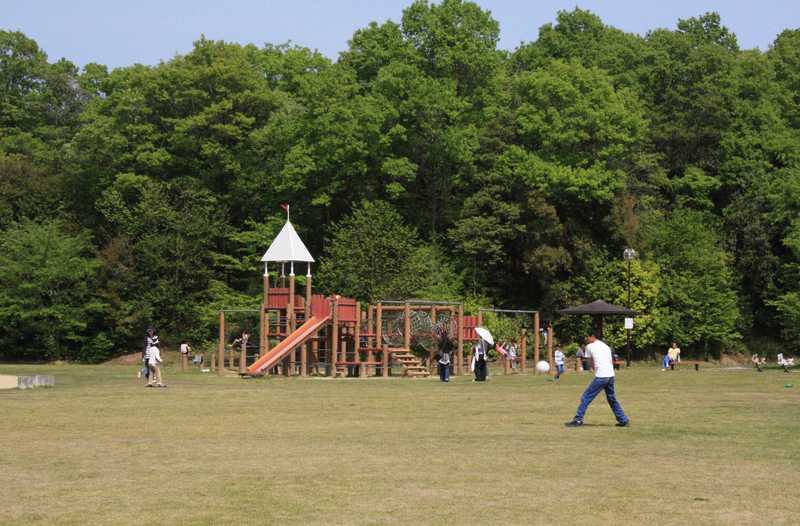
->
[556,364,564,379]
[575,376,628,423]
[439,363,450,382]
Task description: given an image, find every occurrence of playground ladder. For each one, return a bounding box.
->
[389,349,430,378]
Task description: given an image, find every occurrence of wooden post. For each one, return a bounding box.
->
[260,268,269,356]
[403,302,411,350]
[520,329,527,374]
[457,304,464,375]
[288,273,296,375]
[289,274,296,332]
[300,339,308,378]
[260,308,266,358]
[377,303,387,377]
[305,272,312,319]
[326,317,334,376]
[339,326,347,372]
[264,308,272,354]
[356,303,364,378]
[312,338,319,375]
[547,322,554,376]
[302,271,312,377]
[533,312,540,375]
[218,310,225,377]
[367,304,374,345]
[477,310,485,375]
[429,306,437,374]
[331,296,339,378]
[594,315,604,340]
[367,305,374,377]
[376,302,383,353]
[239,336,247,375]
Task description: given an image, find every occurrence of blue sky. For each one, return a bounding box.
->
[4,0,799,69]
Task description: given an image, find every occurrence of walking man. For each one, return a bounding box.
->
[565,334,629,427]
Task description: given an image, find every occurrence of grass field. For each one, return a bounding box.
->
[1,362,798,526]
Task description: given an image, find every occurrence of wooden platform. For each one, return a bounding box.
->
[0,374,55,389]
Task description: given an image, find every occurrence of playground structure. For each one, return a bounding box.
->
[478,307,553,375]
[215,209,551,379]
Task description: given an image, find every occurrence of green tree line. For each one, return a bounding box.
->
[1,1,799,361]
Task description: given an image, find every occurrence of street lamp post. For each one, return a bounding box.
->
[623,248,636,367]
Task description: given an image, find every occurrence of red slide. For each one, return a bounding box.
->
[246,316,329,375]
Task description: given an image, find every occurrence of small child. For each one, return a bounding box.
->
[139,345,150,381]
[777,353,794,373]
[554,346,565,381]
[508,343,518,370]
[751,353,761,372]
[147,346,166,388]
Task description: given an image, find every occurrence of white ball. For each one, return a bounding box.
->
[536,360,551,374]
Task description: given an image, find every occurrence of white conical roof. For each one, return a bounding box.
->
[261,220,314,263]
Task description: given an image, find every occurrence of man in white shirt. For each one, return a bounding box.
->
[565,334,629,427]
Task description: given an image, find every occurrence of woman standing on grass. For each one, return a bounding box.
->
[472,337,489,382]
[436,327,453,382]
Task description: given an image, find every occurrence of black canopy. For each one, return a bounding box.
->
[558,300,636,316]
[558,300,636,340]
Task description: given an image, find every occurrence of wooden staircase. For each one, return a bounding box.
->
[390,349,430,378]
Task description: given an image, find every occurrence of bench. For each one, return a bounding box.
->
[670,360,702,371]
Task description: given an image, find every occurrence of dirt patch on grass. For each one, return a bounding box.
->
[105,350,182,366]
[105,352,142,365]
[720,352,748,367]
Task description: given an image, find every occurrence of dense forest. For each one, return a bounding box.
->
[2,1,799,361]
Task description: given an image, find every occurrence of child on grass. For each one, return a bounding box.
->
[147,345,166,388]
[554,345,565,381]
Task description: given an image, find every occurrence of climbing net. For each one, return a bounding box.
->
[411,309,457,350]
[380,308,459,350]
[380,310,405,348]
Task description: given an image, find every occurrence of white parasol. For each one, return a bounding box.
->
[475,327,494,345]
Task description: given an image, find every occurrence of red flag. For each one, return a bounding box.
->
[280,203,289,213]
